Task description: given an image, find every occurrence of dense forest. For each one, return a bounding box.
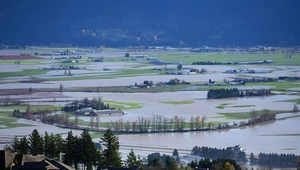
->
[1,0,300,47]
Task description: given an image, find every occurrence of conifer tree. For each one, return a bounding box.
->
[19,136,29,154]
[44,132,51,158]
[29,129,44,156]
[126,149,142,168]
[100,129,122,167]
[63,131,76,166]
[81,129,97,170]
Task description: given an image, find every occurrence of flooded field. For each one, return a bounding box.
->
[1,49,300,159]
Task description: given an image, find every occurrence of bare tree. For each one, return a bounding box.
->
[90,115,95,129]
[3,96,11,106]
[95,114,100,129]
[201,116,207,129]
[59,84,64,93]
[74,114,79,127]
[65,112,69,125]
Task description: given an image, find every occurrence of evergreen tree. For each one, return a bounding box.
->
[9,137,20,153]
[19,137,29,154]
[100,129,122,167]
[54,134,63,160]
[29,129,44,156]
[172,149,179,157]
[44,132,51,158]
[81,129,97,170]
[63,131,77,166]
[126,149,142,168]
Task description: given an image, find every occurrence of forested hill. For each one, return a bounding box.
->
[1,0,300,47]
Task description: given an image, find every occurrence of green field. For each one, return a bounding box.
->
[0,69,48,78]
[160,100,194,105]
[218,110,292,119]
[154,52,300,65]
[103,100,143,110]
[0,116,35,129]
[0,105,62,112]
[0,59,46,64]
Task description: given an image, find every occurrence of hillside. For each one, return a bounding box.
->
[1,0,300,47]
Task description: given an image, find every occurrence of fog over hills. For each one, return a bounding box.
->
[1,0,300,47]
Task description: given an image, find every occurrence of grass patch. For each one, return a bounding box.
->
[245,81,300,91]
[160,100,194,105]
[280,148,298,150]
[0,116,35,129]
[0,105,62,112]
[91,132,105,139]
[216,103,232,109]
[0,69,48,78]
[103,100,143,110]
[218,110,291,120]
[277,98,300,104]
[231,105,255,108]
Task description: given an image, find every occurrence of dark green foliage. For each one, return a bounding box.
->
[28,129,44,156]
[165,156,178,170]
[43,132,51,158]
[62,97,110,112]
[147,153,163,167]
[207,88,271,99]
[126,149,142,168]
[191,146,247,162]
[190,158,241,170]
[254,152,297,167]
[100,129,122,167]
[18,137,29,154]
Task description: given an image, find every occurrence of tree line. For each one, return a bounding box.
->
[207,88,271,99]
[6,129,186,170]
[250,152,298,167]
[191,146,247,162]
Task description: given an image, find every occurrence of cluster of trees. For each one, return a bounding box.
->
[62,97,110,112]
[189,158,242,170]
[191,146,247,162]
[147,152,179,170]
[6,129,133,170]
[207,88,271,99]
[11,104,53,120]
[6,128,186,170]
[7,129,63,159]
[247,110,276,125]
[250,152,298,167]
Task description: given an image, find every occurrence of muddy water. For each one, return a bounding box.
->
[118,117,300,155]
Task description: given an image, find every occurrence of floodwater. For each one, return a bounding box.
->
[118,116,300,156]
[1,50,300,159]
